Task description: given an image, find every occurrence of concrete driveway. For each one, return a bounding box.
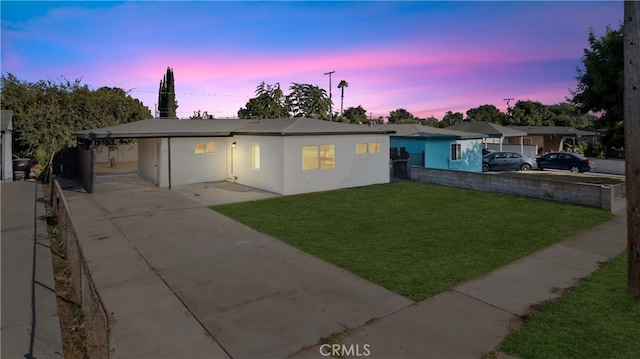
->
[61,175,411,358]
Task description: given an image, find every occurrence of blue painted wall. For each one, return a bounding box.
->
[390,137,483,172]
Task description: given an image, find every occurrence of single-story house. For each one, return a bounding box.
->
[73,118,395,195]
[447,122,527,153]
[382,124,487,172]
[506,126,598,154]
[1,110,13,182]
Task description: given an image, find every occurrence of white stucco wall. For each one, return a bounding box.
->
[229,135,284,194]
[140,133,391,195]
[169,137,228,186]
[282,134,390,195]
[138,138,164,186]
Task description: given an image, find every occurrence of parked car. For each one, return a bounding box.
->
[536,152,595,173]
[482,148,496,156]
[482,151,537,172]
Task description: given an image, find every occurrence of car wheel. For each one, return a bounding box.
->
[520,164,531,171]
[537,166,543,171]
[482,163,490,172]
[570,165,580,173]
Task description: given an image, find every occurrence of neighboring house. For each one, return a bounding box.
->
[447,122,528,154]
[507,126,598,154]
[1,110,13,182]
[73,118,395,195]
[383,124,487,172]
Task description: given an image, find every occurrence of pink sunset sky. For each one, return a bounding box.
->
[1,1,623,120]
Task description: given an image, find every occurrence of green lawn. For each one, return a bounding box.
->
[211,181,612,301]
[498,251,640,359]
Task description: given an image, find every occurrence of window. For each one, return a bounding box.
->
[302,146,319,170]
[195,142,215,154]
[320,145,335,169]
[523,138,532,145]
[356,142,380,154]
[250,143,260,169]
[302,144,335,170]
[450,143,462,161]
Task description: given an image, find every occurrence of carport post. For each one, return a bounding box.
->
[168,137,172,189]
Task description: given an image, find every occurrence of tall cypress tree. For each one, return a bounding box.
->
[157,67,177,118]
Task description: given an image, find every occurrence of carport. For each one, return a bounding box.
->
[72,119,242,193]
[447,122,527,153]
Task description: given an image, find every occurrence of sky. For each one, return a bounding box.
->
[1,1,624,120]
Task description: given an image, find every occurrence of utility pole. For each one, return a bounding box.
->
[324,70,335,121]
[624,0,640,299]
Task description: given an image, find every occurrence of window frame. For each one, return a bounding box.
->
[450,143,462,161]
[250,143,260,169]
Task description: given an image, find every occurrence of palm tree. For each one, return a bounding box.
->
[338,80,349,116]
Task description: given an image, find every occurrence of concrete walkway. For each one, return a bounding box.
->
[1,181,63,358]
[59,176,627,358]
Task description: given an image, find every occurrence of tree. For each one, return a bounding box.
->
[547,102,595,128]
[1,73,151,167]
[158,67,178,118]
[190,110,214,119]
[509,100,552,126]
[570,25,624,157]
[337,80,348,116]
[420,116,440,127]
[388,108,415,124]
[441,111,464,127]
[286,83,331,119]
[238,82,289,119]
[465,104,507,124]
[342,105,367,123]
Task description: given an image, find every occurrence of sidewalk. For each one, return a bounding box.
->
[1,181,63,359]
[58,176,627,358]
[330,211,627,358]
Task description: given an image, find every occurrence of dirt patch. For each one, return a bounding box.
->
[44,185,89,358]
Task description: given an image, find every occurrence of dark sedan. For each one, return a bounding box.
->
[482,151,537,172]
[536,152,595,173]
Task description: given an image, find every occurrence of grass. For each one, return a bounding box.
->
[498,251,640,359]
[211,181,613,301]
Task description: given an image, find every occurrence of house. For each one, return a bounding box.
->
[383,124,487,172]
[1,110,13,182]
[506,126,598,154]
[447,122,529,155]
[72,118,395,195]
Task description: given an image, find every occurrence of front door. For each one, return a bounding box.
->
[154,142,161,185]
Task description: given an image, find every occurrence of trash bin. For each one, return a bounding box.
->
[13,158,31,181]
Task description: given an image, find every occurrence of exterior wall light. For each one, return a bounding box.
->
[232,141,236,148]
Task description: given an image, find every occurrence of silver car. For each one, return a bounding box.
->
[482,151,538,172]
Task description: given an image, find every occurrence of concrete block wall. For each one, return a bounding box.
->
[410,166,618,211]
[590,158,625,175]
